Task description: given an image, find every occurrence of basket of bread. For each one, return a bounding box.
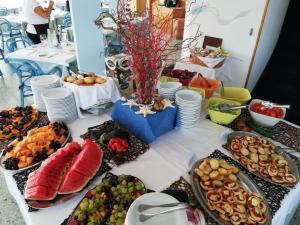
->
[190,47,229,69]
[191,158,271,225]
[63,72,107,86]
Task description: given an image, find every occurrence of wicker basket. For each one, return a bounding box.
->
[190,53,225,69]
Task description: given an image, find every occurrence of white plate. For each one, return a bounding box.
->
[176,90,202,102]
[125,192,188,225]
[31,75,60,87]
[42,88,73,100]
[159,82,182,90]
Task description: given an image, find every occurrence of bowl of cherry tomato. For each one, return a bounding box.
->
[249,99,286,127]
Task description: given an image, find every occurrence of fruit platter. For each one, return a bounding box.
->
[67,173,146,225]
[63,72,107,86]
[0,122,70,171]
[25,139,104,209]
[227,131,299,187]
[0,106,38,140]
[191,158,271,225]
[164,69,197,86]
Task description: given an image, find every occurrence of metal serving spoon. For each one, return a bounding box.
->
[138,202,186,212]
[139,203,189,222]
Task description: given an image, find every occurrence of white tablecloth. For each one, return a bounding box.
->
[62,77,121,117]
[6,45,76,67]
[2,115,300,225]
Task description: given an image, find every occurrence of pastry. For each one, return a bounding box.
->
[194,159,269,225]
[230,135,297,186]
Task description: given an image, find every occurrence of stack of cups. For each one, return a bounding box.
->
[42,87,78,123]
[31,75,61,112]
[175,90,202,129]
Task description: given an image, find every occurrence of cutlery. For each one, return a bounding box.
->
[218,105,247,112]
[139,204,189,222]
[261,101,290,109]
[138,202,186,212]
[47,53,59,58]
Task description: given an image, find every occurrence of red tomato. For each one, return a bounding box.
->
[250,102,284,118]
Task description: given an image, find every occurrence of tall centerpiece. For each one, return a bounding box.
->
[96,0,176,104]
[95,0,202,143]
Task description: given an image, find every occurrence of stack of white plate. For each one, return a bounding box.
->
[175,90,202,129]
[42,88,78,123]
[158,82,182,100]
[31,75,61,112]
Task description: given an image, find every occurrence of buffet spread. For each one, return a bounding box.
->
[0,102,300,225]
[1,1,300,225]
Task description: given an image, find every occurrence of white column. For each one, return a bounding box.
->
[69,0,106,74]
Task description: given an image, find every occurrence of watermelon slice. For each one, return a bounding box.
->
[25,142,81,201]
[58,139,103,194]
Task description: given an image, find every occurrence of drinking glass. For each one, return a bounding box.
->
[40,34,47,46]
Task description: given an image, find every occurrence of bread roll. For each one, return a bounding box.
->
[95,77,106,84]
[83,77,95,84]
[66,76,77,83]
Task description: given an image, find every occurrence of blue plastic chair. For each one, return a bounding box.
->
[0,7,9,16]
[6,36,33,53]
[7,59,62,106]
[0,48,4,77]
[0,18,22,50]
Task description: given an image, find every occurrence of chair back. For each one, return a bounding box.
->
[0,7,8,16]
[0,18,12,34]
[6,36,33,53]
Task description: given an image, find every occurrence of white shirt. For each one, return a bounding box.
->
[23,0,48,34]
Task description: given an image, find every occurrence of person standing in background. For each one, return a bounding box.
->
[23,0,54,44]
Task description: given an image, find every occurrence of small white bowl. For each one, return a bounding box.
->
[249,99,286,127]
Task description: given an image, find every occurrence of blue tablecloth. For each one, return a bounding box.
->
[112,100,177,143]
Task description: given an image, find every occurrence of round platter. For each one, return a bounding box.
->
[190,158,272,225]
[26,152,104,209]
[67,174,147,225]
[0,124,71,173]
[125,192,188,225]
[227,131,300,188]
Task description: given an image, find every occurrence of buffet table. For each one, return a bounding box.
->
[2,114,300,225]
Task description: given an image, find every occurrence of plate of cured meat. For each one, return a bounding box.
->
[0,106,38,140]
[0,122,70,172]
[191,158,271,225]
[227,131,299,187]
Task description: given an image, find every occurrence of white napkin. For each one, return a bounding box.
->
[63,76,121,118]
[196,56,225,68]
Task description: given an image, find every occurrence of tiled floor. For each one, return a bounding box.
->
[1,62,300,225]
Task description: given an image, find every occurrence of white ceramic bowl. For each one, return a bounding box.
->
[249,99,286,127]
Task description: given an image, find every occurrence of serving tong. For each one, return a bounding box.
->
[218,101,290,112]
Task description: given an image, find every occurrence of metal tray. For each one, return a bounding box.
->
[0,125,71,174]
[227,131,300,188]
[190,158,272,225]
[26,154,104,209]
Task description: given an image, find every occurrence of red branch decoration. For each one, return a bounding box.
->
[96,0,201,104]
